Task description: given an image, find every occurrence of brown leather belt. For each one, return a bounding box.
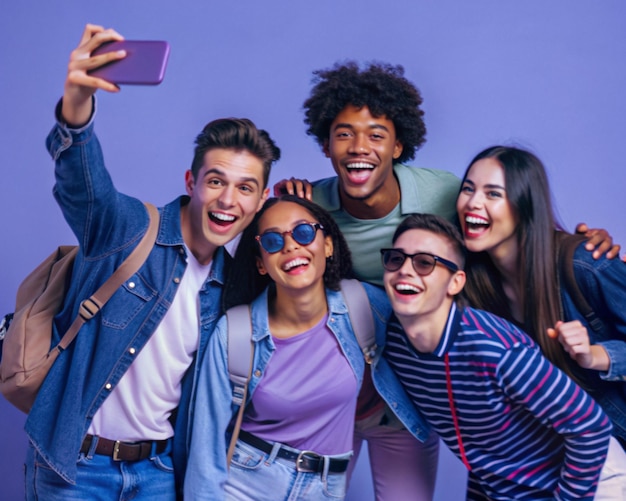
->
[80,434,169,461]
[238,430,349,473]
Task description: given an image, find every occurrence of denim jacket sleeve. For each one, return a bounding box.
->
[364,283,432,442]
[184,314,232,500]
[569,245,626,381]
[46,97,149,258]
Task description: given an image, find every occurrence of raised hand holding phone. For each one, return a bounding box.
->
[62,25,170,127]
[62,24,126,126]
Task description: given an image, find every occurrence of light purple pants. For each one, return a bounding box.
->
[347,408,440,501]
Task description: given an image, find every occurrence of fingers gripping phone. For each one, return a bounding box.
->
[88,41,170,85]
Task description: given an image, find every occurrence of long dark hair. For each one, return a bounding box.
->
[460,146,578,380]
[222,195,354,310]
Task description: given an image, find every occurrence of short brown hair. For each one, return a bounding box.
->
[190,118,280,187]
[393,213,466,270]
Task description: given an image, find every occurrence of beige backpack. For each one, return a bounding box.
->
[0,203,159,413]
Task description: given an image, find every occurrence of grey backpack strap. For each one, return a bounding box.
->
[227,304,253,406]
[226,304,254,466]
[340,279,377,364]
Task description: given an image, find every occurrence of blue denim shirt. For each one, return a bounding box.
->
[560,242,626,440]
[184,283,430,499]
[25,107,228,488]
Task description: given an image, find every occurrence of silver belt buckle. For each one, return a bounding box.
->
[296,450,322,472]
[112,440,122,461]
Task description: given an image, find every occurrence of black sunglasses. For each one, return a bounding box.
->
[256,222,324,254]
[380,248,459,276]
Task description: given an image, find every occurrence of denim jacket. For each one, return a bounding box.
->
[560,241,626,441]
[184,283,430,499]
[25,105,227,487]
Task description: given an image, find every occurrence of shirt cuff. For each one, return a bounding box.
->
[597,340,626,381]
[54,95,97,133]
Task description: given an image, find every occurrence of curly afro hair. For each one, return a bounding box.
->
[303,61,427,163]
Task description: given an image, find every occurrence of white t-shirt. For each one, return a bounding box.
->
[87,247,210,441]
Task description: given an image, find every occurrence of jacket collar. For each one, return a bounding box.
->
[156,195,188,247]
[249,286,348,342]
[158,195,229,285]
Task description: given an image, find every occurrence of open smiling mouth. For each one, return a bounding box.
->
[209,212,236,226]
[345,162,375,183]
[283,258,309,272]
[395,283,420,295]
[464,215,490,233]
[346,162,375,171]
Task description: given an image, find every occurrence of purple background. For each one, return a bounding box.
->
[2,2,625,499]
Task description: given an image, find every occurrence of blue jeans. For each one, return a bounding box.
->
[25,440,175,501]
[225,439,352,500]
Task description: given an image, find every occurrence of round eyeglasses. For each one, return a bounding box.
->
[256,222,324,254]
[380,248,459,276]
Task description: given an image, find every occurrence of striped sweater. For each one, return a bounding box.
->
[384,303,612,500]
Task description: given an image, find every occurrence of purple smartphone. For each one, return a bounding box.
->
[88,41,170,85]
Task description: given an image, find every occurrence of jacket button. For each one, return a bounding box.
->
[105,383,112,390]
[254,370,262,377]
[174,277,181,284]
[128,281,136,289]
[129,347,136,355]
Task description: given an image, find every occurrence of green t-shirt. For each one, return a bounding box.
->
[312,163,460,286]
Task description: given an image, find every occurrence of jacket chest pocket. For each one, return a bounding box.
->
[101,273,157,329]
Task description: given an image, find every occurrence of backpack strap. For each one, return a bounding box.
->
[340,279,377,364]
[555,232,605,333]
[226,305,254,406]
[226,304,254,466]
[55,202,160,353]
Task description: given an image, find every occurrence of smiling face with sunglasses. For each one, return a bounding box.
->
[255,200,334,304]
[383,215,466,353]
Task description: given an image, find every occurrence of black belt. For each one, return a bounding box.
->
[80,434,169,461]
[238,430,349,473]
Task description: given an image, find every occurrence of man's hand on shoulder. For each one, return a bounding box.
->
[575,222,622,260]
[273,177,313,200]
